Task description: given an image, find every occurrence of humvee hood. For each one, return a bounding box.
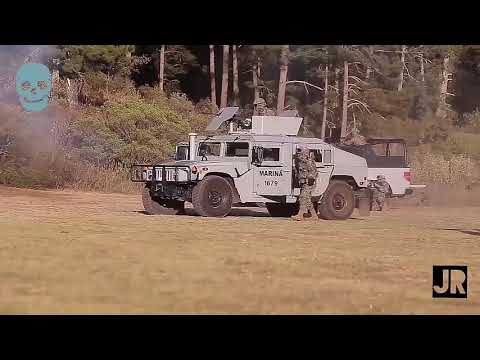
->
[158,160,196,166]
[157,160,240,167]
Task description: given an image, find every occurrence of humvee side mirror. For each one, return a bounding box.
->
[252,146,264,165]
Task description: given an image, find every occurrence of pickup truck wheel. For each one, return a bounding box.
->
[192,175,233,217]
[318,180,355,220]
[142,186,184,215]
[266,203,300,217]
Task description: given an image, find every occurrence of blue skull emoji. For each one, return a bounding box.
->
[16,63,52,112]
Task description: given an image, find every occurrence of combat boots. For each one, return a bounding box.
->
[292,207,308,221]
[304,209,319,220]
[292,208,319,221]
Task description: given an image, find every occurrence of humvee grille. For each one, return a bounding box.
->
[153,166,191,182]
[166,168,175,181]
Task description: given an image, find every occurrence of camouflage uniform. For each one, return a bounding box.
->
[292,147,319,221]
[253,98,275,116]
[371,175,389,211]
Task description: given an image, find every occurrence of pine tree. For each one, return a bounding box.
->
[232,45,240,106]
[209,45,217,106]
[277,45,289,114]
[220,45,229,108]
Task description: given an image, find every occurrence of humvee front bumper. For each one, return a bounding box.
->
[131,164,196,202]
[131,164,194,183]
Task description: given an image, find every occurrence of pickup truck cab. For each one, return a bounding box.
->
[335,138,426,197]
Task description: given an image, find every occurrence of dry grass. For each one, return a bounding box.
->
[0,185,479,314]
[67,163,142,194]
[411,151,477,184]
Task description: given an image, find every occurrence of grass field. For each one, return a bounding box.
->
[0,185,479,314]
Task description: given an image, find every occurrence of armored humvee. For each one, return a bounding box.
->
[131,107,371,220]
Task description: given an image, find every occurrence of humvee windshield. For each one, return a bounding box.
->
[198,142,221,156]
[175,145,189,160]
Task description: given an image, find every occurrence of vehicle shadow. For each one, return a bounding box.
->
[439,228,480,237]
[228,208,271,217]
[134,208,270,218]
[135,208,368,220]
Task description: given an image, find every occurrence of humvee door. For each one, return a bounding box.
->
[295,144,334,197]
[252,142,292,196]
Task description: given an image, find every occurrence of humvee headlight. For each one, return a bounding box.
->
[131,165,152,182]
[191,165,198,174]
[142,168,153,180]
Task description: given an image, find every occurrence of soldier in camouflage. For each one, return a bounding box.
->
[370,174,389,211]
[292,147,319,221]
[253,98,275,116]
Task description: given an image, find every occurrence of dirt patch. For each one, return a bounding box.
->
[0,185,479,314]
[391,183,480,207]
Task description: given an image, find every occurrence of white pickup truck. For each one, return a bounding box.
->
[335,138,426,198]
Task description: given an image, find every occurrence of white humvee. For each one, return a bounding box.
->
[132,107,371,219]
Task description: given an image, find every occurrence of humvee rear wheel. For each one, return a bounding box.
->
[318,180,355,220]
[142,186,185,215]
[192,175,233,217]
[266,203,299,217]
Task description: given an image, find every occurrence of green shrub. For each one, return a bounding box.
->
[0,86,210,192]
[72,92,209,167]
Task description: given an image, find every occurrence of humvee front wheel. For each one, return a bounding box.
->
[142,186,185,215]
[318,180,355,220]
[192,175,233,217]
[266,203,299,217]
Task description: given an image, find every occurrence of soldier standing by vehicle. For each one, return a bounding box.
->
[292,147,319,221]
[370,174,389,211]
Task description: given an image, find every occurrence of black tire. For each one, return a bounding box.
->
[192,175,233,217]
[266,203,299,217]
[318,180,355,220]
[142,186,185,215]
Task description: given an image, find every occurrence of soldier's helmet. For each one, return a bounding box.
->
[377,175,386,180]
[254,98,266,106]
[296,146,309,159]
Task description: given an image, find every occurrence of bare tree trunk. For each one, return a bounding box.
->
[277,45,289,114]
[252,62,259,102]
[252,48,260,102]
[366,46,373,80]
[232,45,240,106]
[341,61,349,139]
[220,45,229,109]
[159,45,165,93]
[321,64,329,140]
[209,45,217,106]
[398,45,406,92]
[334,67,340,109]
[366,65,372,80]
[66,78,82,107]
[51,68,60,99]
[436,54,451,117]
[419,52,425,82]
